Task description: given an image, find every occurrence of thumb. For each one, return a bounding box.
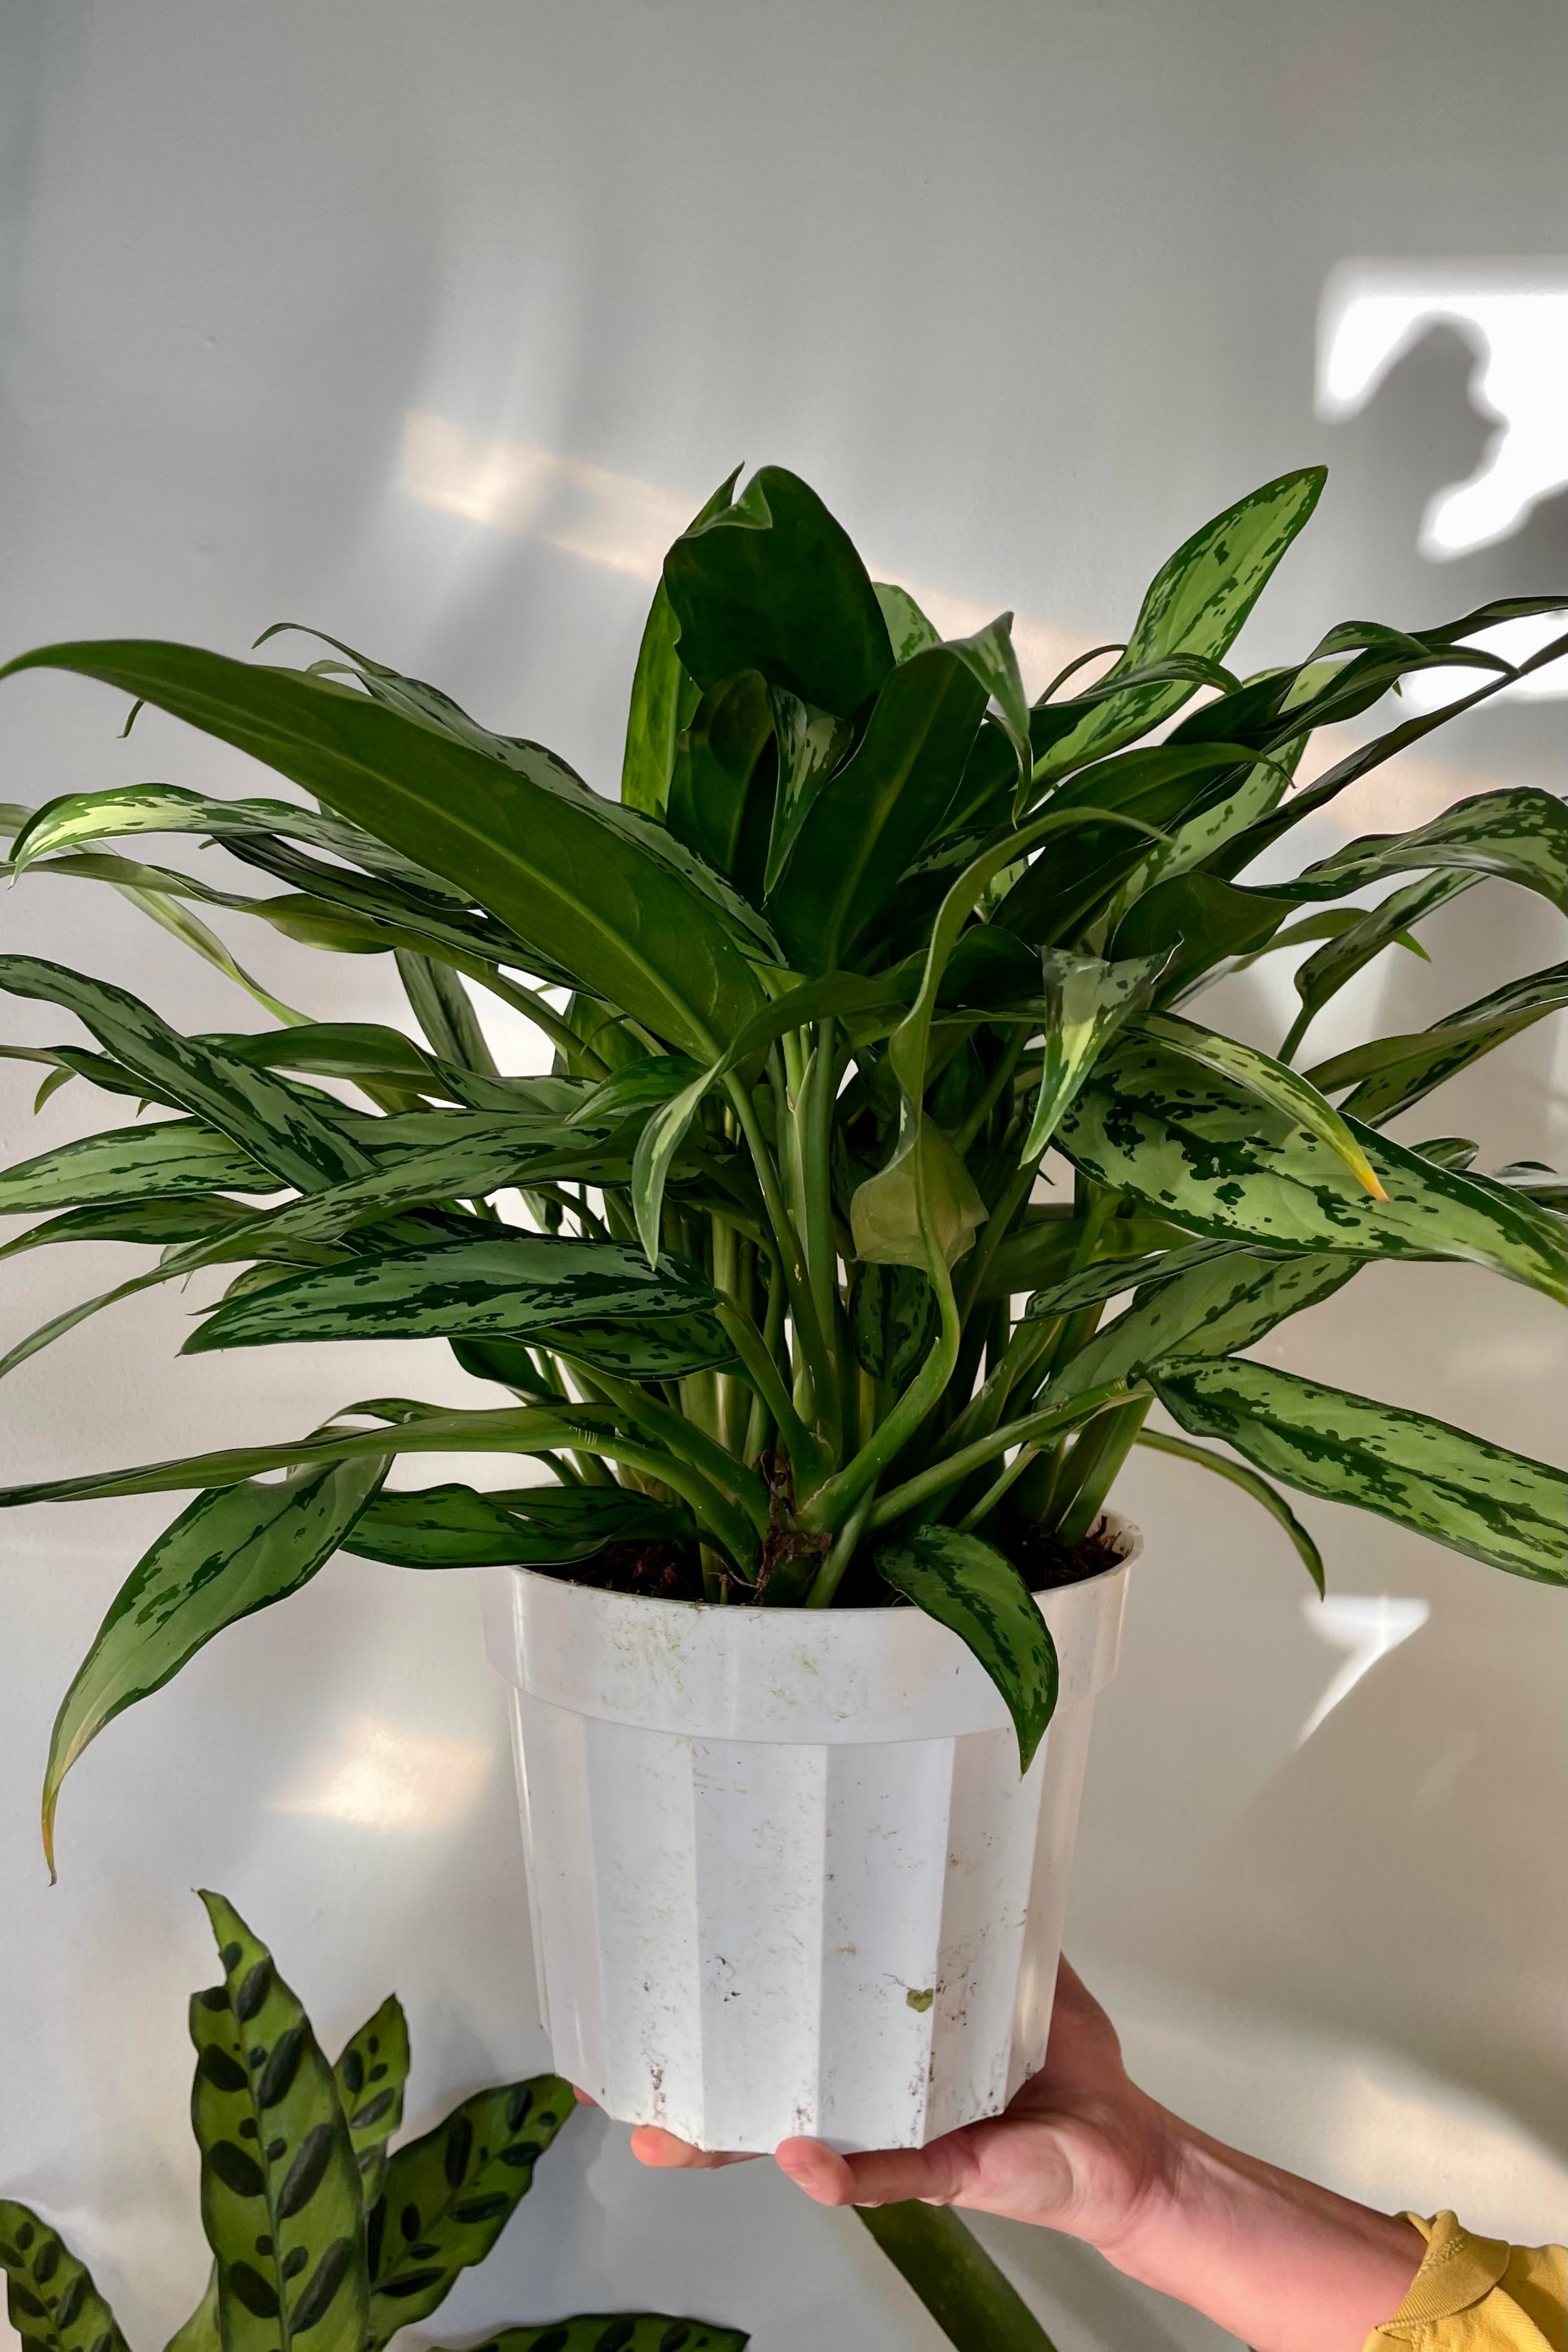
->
[774,2134,973,2209]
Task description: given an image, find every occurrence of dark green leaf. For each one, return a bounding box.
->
[366,2078,575,2346]
[854,2202,1057,2352]
[0,2202,131,2352]
[1307,962,1568,1125]
[333,1998,409,2204]
[190,1893,367,2352]
[976,1210,1191,1300]
[766,645,989,971]
[431,2320,748,2352]
[875,1525,1059,1771]
[666,672,777,899]
[848,1262,941,1386]
[184,1233,720,1354]
[1022,1236,1243,1318]
[663,465,892,720]
[1152,1360,1567,1584]
[0,1196,257,1264]
[1287,788,1568,913]
[395,957,499,1077]
[1017,950,1167,1161]
[1059,1039,1566,1300]
[621,469,742,818]
[0,645,774,1059]
[41,1462,386,1872]
[1112,872,1296,976]
[1289,870,1478,1040]
[1049,1248,1359,1401]
[1142,1426,1328,1592]
[342,1483,694,1569]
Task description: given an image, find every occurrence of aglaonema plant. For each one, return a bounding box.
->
[0,1892,744,2352]
[1,463,1565,1869]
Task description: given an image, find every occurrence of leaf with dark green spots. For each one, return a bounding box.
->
[666,672,777,900]
[342,1484,695,1570]
[873,582,943,663]
[41,1460,387,1874]
[0,2201,131,2352]
[1022,1236,1246,1319]
[621,471,740,818]
[183,1233,723,1355]
[0,644,773,1061]
[1306,962,1568,1125]
[435,2322,748,2352]
[1058,1039,1567,1301]
[1049,1249,1360,1402]
[332,1996,408,2205]
[875,1525,1058,1772]
[1286,787,1568,913]
[1134,1428,1325,1594]
[1027,468,1325,786]
[541,1313,738,1379]
[365,2077,575,2346]
[190,1894,367,2352]
[848,1262,942,1386]
[765,643,989,972]
[663,465,892,720]
[1151,1360,1567,1585]
[1287,870,1478,1043]
[0,1196,259,1265]
[1017,951,1168,1164]
[0,959,373,1193]
[1133,1011,1386,1198]
[976,1210,1191,1300]
[0,1121,278,1215]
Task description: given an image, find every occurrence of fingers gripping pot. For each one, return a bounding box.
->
[482,1516,1137,2154]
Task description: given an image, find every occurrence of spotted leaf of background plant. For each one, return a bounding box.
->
[0,2200,132,2352]
[436,2322,749,2352]
[334,1998,410,2205]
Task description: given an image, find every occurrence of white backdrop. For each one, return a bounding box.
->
[1,7,1564,2348]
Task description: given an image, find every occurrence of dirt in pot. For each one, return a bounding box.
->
[1001,1515,1126,1591]
[544,1539,708,1603]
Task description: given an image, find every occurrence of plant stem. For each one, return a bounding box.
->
[1052,1392,1152,1549]
[723,1071,838,1436]
[799,1257,962,1534]
[805,1481,877,1607]
[855,2205,1060,2352]
[716,1302,832,1487]
[568,1367,772,1537]
[865,1382,1137,1531]
[955,1442,1037,1533]
[1278,1002,1312,1065]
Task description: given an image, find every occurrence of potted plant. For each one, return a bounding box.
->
[1,1890,744,2352]
[1,465,1563,2156]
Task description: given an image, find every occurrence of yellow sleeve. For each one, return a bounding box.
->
[1363,2211,1566,2350]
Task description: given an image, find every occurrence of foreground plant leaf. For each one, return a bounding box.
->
[434,2321,748,2352]
[365,2077,574,2346]
[1152,1360,1567,1583]
[341,1483,696,1569]
[1286,786,1568,912]
[0,2200,132,2352]
[875,1525,1059,1771]
[1048,1248,1359,1401]
[1307,962,1568,1125]
[1017,950,1166,1162]
[42,1460,387,1873]
[333,1997,410,2205]
[1134,1428,1326,1595]
[190,1892,367,2352]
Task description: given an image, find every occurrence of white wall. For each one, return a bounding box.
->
[1,6,1563,2348]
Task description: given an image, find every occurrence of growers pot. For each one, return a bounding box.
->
[481,1514,1137,2154]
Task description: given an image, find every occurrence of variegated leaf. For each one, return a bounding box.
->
[875,1525,1058,1771]
[334,1998,410,2205]
[0,2201,131,2352]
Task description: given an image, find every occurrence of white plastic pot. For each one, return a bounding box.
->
[482,1514,1137,2154]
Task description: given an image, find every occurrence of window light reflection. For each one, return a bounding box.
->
[273,1711,494,1833]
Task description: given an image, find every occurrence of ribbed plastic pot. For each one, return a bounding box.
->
[481,1513,1137,2155]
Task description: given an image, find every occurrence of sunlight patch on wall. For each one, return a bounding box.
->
[1299,1595,1430,1746]
[273,1710,495,1832]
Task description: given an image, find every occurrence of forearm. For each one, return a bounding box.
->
[1092,2102,1425,2352]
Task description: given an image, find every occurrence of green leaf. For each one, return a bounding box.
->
[0,645,774,1060]
[342,1483,694,1569]
[1059,1039,1567,1301]
[365,2076,575,2346]
[849,1107,986,1273]
[620,468,742,818]
[1110,872,1296,977]
[0,1114,276,1213]
[333,1997,410,2205]
[0,958,372,1192]
[663,465,893,719]
[854,2203,1058,2352]
[0,2201,132,2352]
[848,1262,941,1386]
[161,2271,219,2352]
[183,1234,721,1354]
[1017,950,1167,1162]
[42,1460,387,1873]
[541,1312,737,1379]
[190,1892,367,2352]
[873,582,943,663]
[760,690,854,899]
[1307,962,1568,1125]
[1135,1010,1387,1198]
[1029,468,1325,783]
[1022,1235,1243,1318]
[395,954,499,1077]
[1288,870,1478,1041]
[1287,788,1568,913]
[431,2319,748,2352]
[944,612,1031,780]
[1151,1360,1567,1584]
[976,1210,1191,1300]
[1133,1427,1325,1594]
[875,1524,1059,1770]
[0,1196,257,1264]
[766,644,989,971]
[665,670,777,897]
[1049,1248,1359,1402]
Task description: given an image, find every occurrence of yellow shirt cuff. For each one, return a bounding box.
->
[1364,2211,1567,2348]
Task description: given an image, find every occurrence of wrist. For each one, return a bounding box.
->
[1083,2106,1425,2352]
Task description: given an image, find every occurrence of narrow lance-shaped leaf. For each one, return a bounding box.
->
[365,2076,575,2347]
[430,2318,748,2352]
[847,1262,942,1386]
[1017,950,1166,1163]
[1307,962,1568,1126]
[1022,1235,1249,1319]
[1134,1010,1387,1198]
[0,645,774,1059]
[1134,1428,1325,1596]
[42,1460,387,1874]
[342,1484,696,1569]
[0,1196,257,1265]
[761,688,853,899]
[333,1997,410,2205]
[875,1525,1059,1771]
[1058,1039,1567,1301]
[190,1892,367,2352]
[1287,870,1478,1044]
[0,2201,132,2352]
[1048,1248,1360,1402]
[1285,787,1568,913]
[1152,1360,1567,1586]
